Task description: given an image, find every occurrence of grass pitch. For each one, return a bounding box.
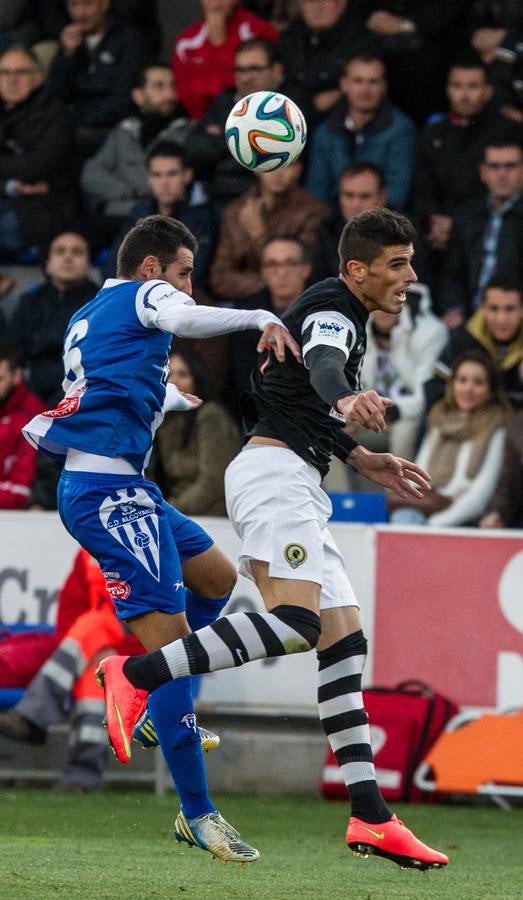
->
[1,789,521,899]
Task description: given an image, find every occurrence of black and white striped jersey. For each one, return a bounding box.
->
[245,277,369,477]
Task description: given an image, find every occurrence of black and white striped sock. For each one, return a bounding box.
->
[123,605,321,691]
[318,630,391,824]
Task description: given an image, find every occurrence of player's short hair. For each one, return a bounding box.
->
[0,339,23,370]
[483,273,522,300]
[338,208,416,269]
[235,37,281,65]
[146,140,187,167]
[116,215,197,278]
[339,162,385,190]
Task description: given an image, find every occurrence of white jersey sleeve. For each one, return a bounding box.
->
[135,279,281,338]
[163,382,196,412]
[301,310,356,363]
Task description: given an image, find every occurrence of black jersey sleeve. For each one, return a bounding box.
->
[305,344,353,408]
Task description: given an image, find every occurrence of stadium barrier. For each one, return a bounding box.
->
[0,514,521,793]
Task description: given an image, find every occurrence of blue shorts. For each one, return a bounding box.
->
[57,470,213,620]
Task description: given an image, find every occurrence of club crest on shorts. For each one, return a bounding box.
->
[99,487,161,581]
[284,543,307,569]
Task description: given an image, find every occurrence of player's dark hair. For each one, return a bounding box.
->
[339,162,385,190]
[235,37,281,65]
[483,273,522,299]
[146,140,187,167]
[338,208,416,270]
[134,62,172,90]
[116,215,197,278]
[0,339,23,370]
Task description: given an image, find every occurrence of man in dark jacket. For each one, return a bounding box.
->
[439,135,523,324]
[47,0,144,158]
[102,141,215,290]
[414,53,507,254]
[280,0,374,129]
[0,45,76,257]
[7,232,97,407]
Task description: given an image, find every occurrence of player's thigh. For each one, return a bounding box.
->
[163,500,236,597]
[250,560,321,614]
[127,609,190,652]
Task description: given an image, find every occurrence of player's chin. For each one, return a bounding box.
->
[387,292,406,312]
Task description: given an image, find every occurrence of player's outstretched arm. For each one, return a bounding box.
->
[348,445,431,499]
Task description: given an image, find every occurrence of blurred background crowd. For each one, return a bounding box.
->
[0,0,522,530]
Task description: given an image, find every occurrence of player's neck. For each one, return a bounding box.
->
[339,273,370,311]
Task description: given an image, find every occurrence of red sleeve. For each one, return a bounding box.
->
[0,414,38,509]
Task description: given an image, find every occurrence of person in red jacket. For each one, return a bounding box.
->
[172,0,278,120]
[0,341,44,509]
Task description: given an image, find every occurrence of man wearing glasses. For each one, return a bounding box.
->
[0,45,75,259]
[440,136,523,326]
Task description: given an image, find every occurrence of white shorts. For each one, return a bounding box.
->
[225,444,358,610]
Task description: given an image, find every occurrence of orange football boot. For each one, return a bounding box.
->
[347,814,449,871]
[96,656,148,764]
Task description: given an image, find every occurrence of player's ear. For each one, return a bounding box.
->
[347,259,367,283]
[140,255,162,279]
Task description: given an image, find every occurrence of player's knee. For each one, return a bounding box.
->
[318,629,368,663]
[272,604,321,650]
[200,561,237,598]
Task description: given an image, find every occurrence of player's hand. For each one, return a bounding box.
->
[337,390,393,432]
[348,446,431,499]
[257,323,302,363]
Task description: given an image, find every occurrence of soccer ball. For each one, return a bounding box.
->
[225,91,307,172]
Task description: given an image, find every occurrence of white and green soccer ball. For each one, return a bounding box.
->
[225,90,307,172]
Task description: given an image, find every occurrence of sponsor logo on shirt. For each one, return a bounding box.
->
[41,389,86,418]
[318,321,343,334]
[104,578,131,600]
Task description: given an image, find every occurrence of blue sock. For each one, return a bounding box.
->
[147,679,215,819]
[186,591,231,702]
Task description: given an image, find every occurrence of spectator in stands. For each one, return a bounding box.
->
[210,159,328,302]
[0,45,76,259]
[305,50,416,210]
[0,548,141,792]
[389,351,510,527]
[468,1,523,122]
[102,142,215,290]
[47,0,144,159]
[81,64,187,236]
[365,0,470,125]
[151,349,240,517]
[311,162,387,281]
[189,37,285,207]
[439,135,523,326]
[231,235,312,408]
[0,2,40,51]
[172,0,278,121]
[244,0,294,31]
[425,275,523,413]
[7,232,97,407]
[39,0,161,60]
[279,0,374,128]
[0,339,44,509]
[479,407,523,529]
[414,53,506,257]
[352,284,448,462]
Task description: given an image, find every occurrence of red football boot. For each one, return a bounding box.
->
[96,656,148,764]
[347,814,449,871]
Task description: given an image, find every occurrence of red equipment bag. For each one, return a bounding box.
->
[0,629,58,688]
[320,680,458,802]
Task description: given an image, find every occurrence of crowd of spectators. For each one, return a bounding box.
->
[0,0,522,530]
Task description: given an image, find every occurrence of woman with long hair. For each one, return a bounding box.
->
[389,351,510,526]
[152,347,240,516]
